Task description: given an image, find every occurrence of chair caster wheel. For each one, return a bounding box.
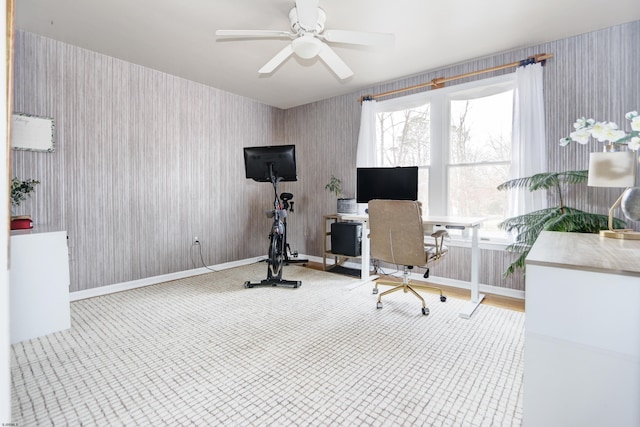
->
[376,302,383,309]
[372,288,378,294]
[294,281,301,288]
[244,281,253,289]
[422,307,430,316]
[440,295,447,302]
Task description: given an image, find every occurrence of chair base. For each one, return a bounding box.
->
[373,268,446,315]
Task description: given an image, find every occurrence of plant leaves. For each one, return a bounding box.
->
[497,170,588,192]
[543,211,624,232]
[500,205,626,277]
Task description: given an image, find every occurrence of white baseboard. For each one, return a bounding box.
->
[70,257,263,301]
[71,254,524,302]
[305,254,525,300]
[415,274,525,300]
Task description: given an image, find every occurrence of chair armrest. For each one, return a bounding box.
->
[430,230,449,239]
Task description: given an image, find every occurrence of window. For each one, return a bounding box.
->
[374,74,515,240]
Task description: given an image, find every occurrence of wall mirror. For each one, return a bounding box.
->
[11,113,55,152]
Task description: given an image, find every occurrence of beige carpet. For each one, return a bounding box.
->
[10,263,524,426]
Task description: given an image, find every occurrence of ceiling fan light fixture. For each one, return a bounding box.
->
[292,35,322,59]
[220,1,392,80]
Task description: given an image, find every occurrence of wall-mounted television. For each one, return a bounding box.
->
[243,145,297,182]
[356,166,419,203]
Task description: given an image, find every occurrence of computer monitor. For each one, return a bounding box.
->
[356,166,419,203]
[243,145,297,182]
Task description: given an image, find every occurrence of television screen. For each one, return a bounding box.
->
[243,145,297,182]
[356,166,419,203]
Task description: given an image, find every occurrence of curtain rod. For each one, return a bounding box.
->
[358,53,553,103]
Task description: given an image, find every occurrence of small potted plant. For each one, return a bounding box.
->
[325,174,356,214]
[10,177,40,229]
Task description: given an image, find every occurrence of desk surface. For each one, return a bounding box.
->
[11,225,66,236]
[526,231,640,277]
[337,213,486,228]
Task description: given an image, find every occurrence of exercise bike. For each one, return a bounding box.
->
[279,192,309,267]
[244,163,302,289]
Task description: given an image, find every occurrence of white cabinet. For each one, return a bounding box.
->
[10,229,71,344]
[524,231,640,427]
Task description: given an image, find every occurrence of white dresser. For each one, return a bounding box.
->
[524,231,640,427]
[10,228,71,344]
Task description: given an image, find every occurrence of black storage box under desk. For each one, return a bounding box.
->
[331,222,362,257]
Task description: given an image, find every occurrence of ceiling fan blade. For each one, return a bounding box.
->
[295,0,319,31]
[216,29,293,39]
[322,29,395,47]
[258,44,295,74]
[318,43,353,80]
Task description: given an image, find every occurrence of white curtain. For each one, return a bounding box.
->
[356,99,377,168]
[509,63,547,217]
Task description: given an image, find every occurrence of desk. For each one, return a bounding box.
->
[329,213,486,318]
[524,231,640,426]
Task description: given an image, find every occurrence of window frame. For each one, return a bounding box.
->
[374,73,516,241]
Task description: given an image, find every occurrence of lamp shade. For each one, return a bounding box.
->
[292,35,322,59]
[587,151,636,187]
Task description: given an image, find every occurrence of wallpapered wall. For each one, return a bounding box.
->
[284,20,640,291]
[12,30,292,291]
[12,21,639,293]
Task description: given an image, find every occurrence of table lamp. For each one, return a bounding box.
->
[588,150,640,239]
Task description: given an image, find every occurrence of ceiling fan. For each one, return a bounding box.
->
[215,0,394,80]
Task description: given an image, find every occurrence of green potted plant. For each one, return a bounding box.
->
[497,170,625,276]
[325,175,342,197]
[325,174,356,214]
[10,177,40,229]
[499,110,640,276]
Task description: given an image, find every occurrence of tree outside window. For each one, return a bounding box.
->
[448,91,513,235]
[374,77,514,240]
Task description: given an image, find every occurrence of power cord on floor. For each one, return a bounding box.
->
[190,240,217,272]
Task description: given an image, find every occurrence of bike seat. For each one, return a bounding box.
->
[280,192,293,201]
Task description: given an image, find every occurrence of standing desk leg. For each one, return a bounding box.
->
[344,220,378,291]
[459,226,485,319]
[360,221,370,281]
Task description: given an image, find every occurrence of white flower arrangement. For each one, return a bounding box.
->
[560,111,640,151]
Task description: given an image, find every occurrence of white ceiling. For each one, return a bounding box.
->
[14,0,640,109]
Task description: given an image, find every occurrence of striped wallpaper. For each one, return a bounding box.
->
[12,21,640,293]
[12,31,286,291]
[284,20,640,292]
